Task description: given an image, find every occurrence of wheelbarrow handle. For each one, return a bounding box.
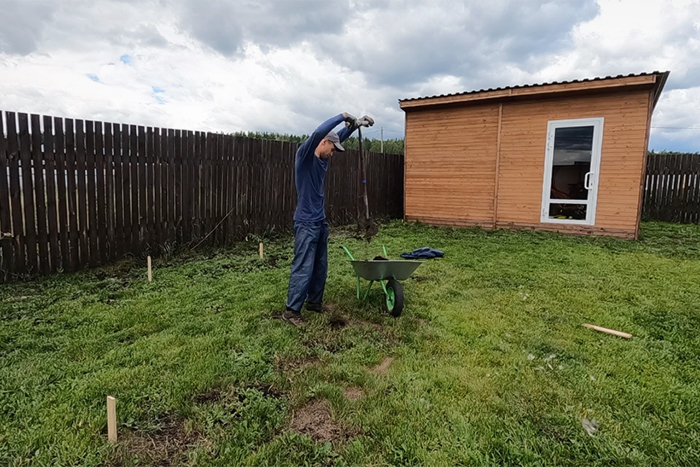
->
[339,245,355,260]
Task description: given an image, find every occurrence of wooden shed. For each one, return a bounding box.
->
[399,71,669,239]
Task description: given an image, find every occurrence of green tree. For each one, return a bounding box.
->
[228,131,404,155]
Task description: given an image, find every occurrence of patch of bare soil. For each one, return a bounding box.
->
[371,357,394,375]
[300,330,351,354]
[343,387,365,401]
[107,414,207,467]
[289,399,361,444]
[194,386,231,405]
[328,313,349,329]
[319,302,341,313]
[350,317,388,335]
[252,383,284,399]
[274,354,319,373]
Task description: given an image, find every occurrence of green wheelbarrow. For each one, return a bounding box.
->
[340,246,423,317]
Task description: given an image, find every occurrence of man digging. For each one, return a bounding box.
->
[282,112,374,326]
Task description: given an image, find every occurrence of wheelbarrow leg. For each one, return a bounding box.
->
[355,276,375,301]
[362,280,374,301]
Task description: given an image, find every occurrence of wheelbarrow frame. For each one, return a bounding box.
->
[340,245,422,316]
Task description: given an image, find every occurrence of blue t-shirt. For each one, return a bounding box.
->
[294,114,353,222]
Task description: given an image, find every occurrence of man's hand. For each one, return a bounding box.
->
[358,115,374,127]
[342,112,358,125]
[342,112,374,130]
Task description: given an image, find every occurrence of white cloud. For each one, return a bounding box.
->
[651,87,700,152]
[1,0,699,150]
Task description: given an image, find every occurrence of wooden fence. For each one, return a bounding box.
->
[0,111,404,282]
[642,152,700,224]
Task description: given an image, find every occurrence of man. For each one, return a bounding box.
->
[282,112,374,326]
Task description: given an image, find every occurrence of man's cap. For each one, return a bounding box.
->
[325,131,345,152]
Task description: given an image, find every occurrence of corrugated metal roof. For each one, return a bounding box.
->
[398,71,666,103]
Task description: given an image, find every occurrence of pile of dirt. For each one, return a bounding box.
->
[289,399,361,443]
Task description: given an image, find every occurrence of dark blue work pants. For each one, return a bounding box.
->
[285,220,329,313]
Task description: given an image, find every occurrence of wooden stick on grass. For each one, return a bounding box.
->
[107,396,117,443]
[582,323,632,339]
[147,256,152,282]
[259,242,263,260]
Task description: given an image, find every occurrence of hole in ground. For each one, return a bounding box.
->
[328,314,349,329]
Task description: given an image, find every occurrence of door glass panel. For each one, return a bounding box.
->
[550,126,594,201]
[548,203,587,221]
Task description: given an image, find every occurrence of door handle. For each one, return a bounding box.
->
[584,172,593,190]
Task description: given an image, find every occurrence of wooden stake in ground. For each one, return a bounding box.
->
[582,323,632,339]
[259,242,264,259]
[147,256,152,282]
[107,396,117,443]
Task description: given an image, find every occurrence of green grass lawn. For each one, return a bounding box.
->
[2,221,700,466]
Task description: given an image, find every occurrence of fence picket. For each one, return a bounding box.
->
[19,114,39,274]
[95,122,107,265]
[113,124,124,259]
[146,127,155,249]
[225,135,235,238]
[692,174,698,223]
[6,113,24,275]
[182,130,192,244]
[159,128,168,245]
[166,129,175,244]
[192,131,202,240]
[130,125,139,254]
[64,120,79,271]
[29,115,50,274]
[85,120,99,267]
[174,129,182,245]
[137,125,147,254]
[104,123,114,261]
[153,127,163,246]
[203,133,212,243]
[212,133,221,243]
[0,112,12,280]
[75,120,90,267]
[54,118,69,270]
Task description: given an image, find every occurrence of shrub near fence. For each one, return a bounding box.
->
[643,152,700,224]
[0,111,404,283]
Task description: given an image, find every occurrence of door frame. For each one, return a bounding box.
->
[540,117,604,226]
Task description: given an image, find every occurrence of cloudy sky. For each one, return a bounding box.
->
[1,0,699,151]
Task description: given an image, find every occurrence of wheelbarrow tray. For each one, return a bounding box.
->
[350,260,423,281]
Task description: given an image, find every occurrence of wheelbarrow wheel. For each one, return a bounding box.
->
[385,279,404,317]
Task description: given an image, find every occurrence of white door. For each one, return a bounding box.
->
[541,118,604,226]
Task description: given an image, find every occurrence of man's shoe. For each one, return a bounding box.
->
[282,310,305,326]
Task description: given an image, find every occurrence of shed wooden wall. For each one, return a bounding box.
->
[404,89,653,238]
[404,103,499,226]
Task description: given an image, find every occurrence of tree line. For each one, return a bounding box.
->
[231,131,404,155]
